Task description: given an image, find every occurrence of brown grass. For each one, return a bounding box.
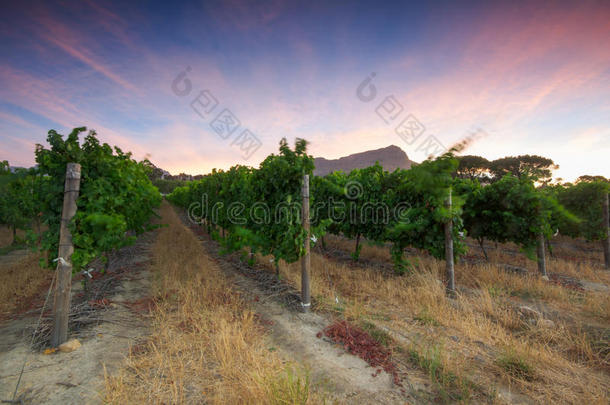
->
[0,251,51,319]
[252,235,610,403]
[104,209,609,403]
[104,202,319,404]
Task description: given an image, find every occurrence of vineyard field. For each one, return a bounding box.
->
[1,131,610,403]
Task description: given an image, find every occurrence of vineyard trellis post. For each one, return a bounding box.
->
[537,233,547,277]
[602,193,610,269]
[301,174,311,312]
[445,187,455,294]
[51,163,81,347]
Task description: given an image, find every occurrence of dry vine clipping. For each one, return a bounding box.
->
[318,320,403,386]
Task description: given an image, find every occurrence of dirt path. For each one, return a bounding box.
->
[186,221,432,403]
[0,233,155,404]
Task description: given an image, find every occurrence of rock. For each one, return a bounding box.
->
[580,280,609,293]
[518,305,542,319]
[503,265,530,276]
[457,285,477,297]
[537,319,555,328]
[541,275,550,281]
[58,338,81,353]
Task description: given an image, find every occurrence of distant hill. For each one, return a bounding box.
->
[150,145,415,179]
[313,145,415,176]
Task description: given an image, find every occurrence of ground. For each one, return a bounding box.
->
[0,233,153,404]
[0,205,608,404]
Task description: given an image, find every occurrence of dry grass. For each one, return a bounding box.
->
[103,210,608,403]
[0,251,51,319]
[323,234,610,323]
[252,235,610,403]
[104,202,319,404]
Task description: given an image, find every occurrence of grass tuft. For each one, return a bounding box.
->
[496,348,535,382]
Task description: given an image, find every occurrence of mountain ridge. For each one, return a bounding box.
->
[313,145,415,176]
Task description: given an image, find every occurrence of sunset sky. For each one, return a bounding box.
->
[1,0,608,181]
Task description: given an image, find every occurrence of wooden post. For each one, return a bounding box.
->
[301,174,311,312]
[602,193,610,269]
[51,163,81,347]
[445,188,455,294]
[537,232,547,277]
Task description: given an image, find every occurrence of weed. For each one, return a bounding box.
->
[266,366,311,405]
[406,344,472,402]
[497,348,535,381]
[414,308,439,326]
[359,320,392,347]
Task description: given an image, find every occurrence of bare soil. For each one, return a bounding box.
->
[0,235,155,404]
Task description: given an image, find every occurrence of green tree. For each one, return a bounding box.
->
[459,175,565,262]
[489,155,557,183]
[0,166,39,244]
[576,175,608,184]
[556,180,610,267]
[456,155,490,182]
[385,154,465,273]
[0,160,9,175]
[152,178,187,194]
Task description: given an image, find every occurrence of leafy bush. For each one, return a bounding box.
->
[35,127,162,270]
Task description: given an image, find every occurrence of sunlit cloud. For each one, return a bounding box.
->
[0,0,608,182]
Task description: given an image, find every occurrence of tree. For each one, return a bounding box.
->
[489,155,557,183]
[140,158,168,181]
[556,180,610,267]
[385,154,465,273]
[459,175,565,265]
[152,178,187,194]
[456,155,490,182]
[337,163,388,261]
[0,160,9,175]
[576,175,608,184]
[0,165,38,244]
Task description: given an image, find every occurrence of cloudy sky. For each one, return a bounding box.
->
[1,0,608,181]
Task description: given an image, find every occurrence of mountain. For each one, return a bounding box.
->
[313,145,415,176]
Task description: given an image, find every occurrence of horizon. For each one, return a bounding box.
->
[1,0,609,181]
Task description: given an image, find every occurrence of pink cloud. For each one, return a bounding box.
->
[384,2,609,132]
[32,14,139,94]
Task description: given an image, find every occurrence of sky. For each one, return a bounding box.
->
[0,0,609,182]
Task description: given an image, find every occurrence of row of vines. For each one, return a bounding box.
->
[0,127,162,271]
[168,138,324,272]
[1,129,608,277]
[168,140,610,275]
